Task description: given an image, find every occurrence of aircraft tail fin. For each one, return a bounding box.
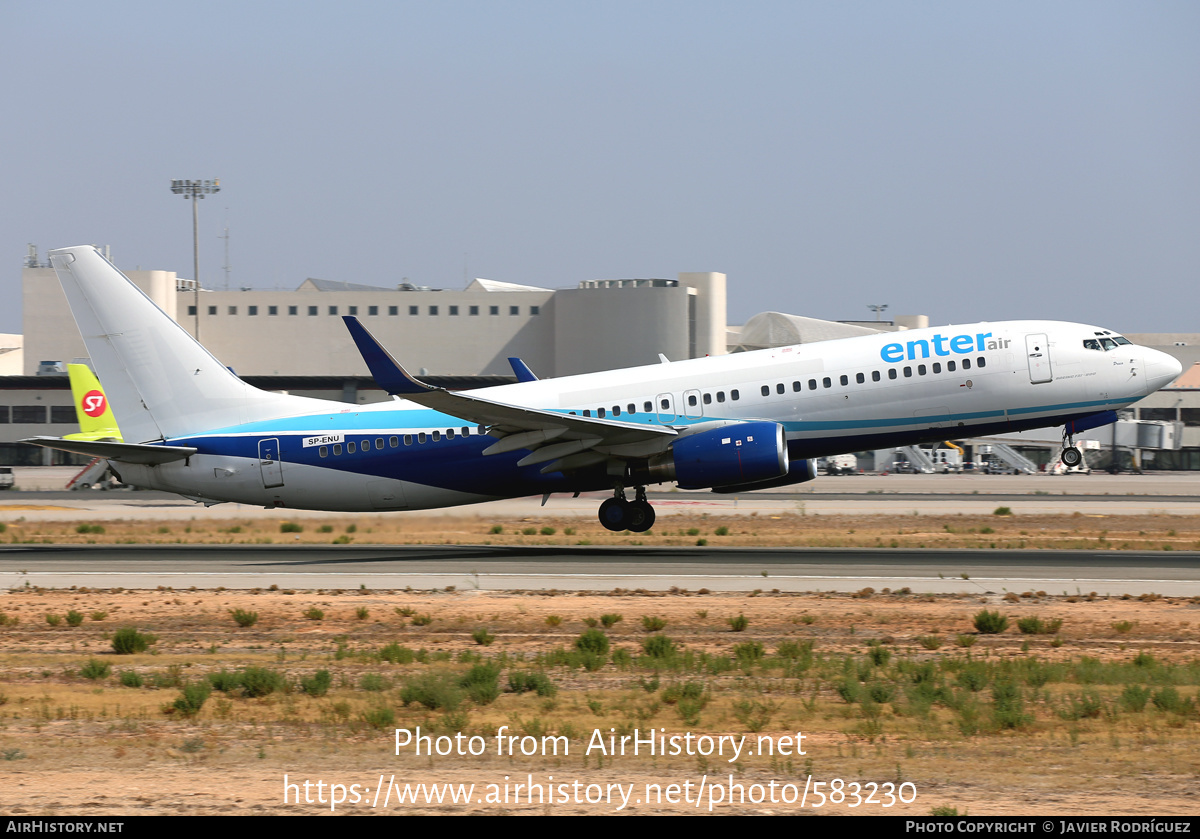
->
[64,363,122,442]
[48,246,303,443]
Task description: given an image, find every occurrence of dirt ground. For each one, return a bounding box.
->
[5,509,1200,551]
[2,579,1199,816]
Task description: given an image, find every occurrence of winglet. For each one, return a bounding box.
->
[508,357,539,382]
[342,316,440,396]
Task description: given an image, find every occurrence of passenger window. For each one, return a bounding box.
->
[583,409,591,417]
[628,404,636,414]
[702,393,712,404]
[888,369,897,380]
[918,365,927,375]
[404,435,412,446]
[660,399,669,410]
[446,429,455,439]
[808,379,817,390]
[390,436,399,447]
[731,390,740,401]
[361,439,370,451]
[432,430,441,441]
[347,442,357,453]
[904,367,913,378]
[871,370,880,382]
[613,405,621,416]
[932,363,941,374]
[977,357,986,368]
[947,361,956,372]
[776,383,785,394]
[792,381,801,392]
[761,385,770,397]
[840,375,848,386]
[319,446,328,458]
[333,444,342,455]
[644,401,653,412]
[856,372,865,384]
[598,408,606,417]
[823,378,832,388]
[687,396,697,407]
[963,358,972,370]
[418,433,426,444]
[716,392,726,403]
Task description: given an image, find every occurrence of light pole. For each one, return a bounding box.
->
[868,304,888,322]
[170,178,220,339]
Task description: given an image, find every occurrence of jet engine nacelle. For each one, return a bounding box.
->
[710,457,818,493]
[663,420,790,490]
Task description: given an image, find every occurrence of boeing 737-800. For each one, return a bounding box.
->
[24,246,1182,531]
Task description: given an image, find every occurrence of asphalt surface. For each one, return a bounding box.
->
[1,472,1197,593]
[2,542,1197,595]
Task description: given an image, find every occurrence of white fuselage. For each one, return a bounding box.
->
[112,320,1178,512]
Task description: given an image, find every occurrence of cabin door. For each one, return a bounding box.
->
[1025,334,1053,384]
[258,438,284,488]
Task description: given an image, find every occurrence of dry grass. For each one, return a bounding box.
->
[1,586,1198,815]
[3,511,1200,552]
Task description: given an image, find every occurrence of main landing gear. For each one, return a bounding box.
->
[1061,430,1083,468]
[598,485,655,533]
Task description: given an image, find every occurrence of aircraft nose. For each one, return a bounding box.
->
[1144,349,1183,393]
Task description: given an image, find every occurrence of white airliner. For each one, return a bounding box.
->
[25,246,1182,531]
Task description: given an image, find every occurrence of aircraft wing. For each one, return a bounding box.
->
[343,317,676,468]
[20,437,197,465]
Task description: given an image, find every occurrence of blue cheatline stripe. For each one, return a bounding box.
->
[174,393,1126,445]
[182,405,677,440]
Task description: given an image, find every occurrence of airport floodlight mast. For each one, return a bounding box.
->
[170,178,220,339]
[868,303,888,322]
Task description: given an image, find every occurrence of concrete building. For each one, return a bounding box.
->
[21,265,726,379]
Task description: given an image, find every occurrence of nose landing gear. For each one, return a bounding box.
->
[598,485,655,533]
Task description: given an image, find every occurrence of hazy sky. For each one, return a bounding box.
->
[3,1,1197,336]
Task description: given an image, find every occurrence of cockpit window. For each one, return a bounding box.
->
[1085,336,1131,351]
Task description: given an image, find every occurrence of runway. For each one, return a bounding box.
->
[4,470,1200,520]
[1,543,1197,596]
[1,472,1197,594]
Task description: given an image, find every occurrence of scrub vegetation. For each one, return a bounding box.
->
[3,512,1200,552]
[0,585,1197,814]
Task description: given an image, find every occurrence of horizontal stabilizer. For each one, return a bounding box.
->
[20,437,197,465]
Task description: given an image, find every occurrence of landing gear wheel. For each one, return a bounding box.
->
[599,497,631,531]
[1061,446,1082,468]
[627,500,656,533]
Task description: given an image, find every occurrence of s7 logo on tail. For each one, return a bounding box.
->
[81,391,107,417]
